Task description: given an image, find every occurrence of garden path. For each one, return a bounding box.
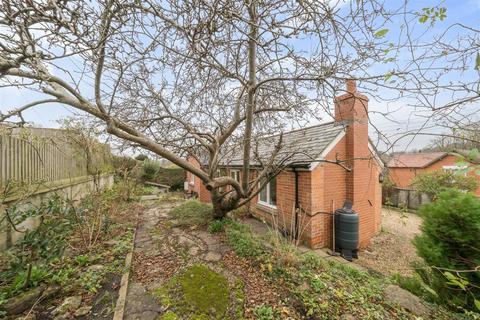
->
[123,201,231,320]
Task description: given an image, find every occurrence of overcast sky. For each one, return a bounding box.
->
[0,0,479,155]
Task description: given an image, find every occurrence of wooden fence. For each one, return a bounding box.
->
[0,128,110,189]
[0,135,86,185]
[382,187,432,211]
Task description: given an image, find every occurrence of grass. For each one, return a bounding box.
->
[392,273,431,298]
[168,200,212,226]
[208,219,229,234]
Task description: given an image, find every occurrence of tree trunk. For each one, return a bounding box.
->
[212,198,228,219]
[211,189,240,219]
[241,1,258,192]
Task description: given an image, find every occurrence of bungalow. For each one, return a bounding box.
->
[387,152,480,196]
[186,81,384,249]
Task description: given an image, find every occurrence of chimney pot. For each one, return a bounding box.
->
[346,79,356,93]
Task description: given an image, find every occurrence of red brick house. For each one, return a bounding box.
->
[387,152,480,196]
[186,82,384,249]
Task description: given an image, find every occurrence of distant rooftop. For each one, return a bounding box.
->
[387,152,448,168]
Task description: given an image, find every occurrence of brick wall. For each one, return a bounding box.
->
[186,157,211,203]
[250,169,316,247]
[389,154,480,196]
[318,136,348,249]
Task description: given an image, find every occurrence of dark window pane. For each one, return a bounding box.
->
[259,184,267,202]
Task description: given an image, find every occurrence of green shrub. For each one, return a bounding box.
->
[135,154,149,161]
[169,200,212,226]
[413,190,480,311]
[142,160,161,180]
[412,170,478,200]
[112,155,139,174]
[224,222,263,258]
[154,167,186,191]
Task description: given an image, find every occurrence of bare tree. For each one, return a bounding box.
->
[1,0,476,217]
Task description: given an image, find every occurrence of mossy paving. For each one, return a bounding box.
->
[124,201,247,320]
[152,264,244,320]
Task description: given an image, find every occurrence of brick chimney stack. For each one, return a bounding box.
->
[334,80,373,245]
[346,79,356,94]
[334,79,367,123]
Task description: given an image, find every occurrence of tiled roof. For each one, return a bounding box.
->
[387,152,448,168]
[222,122,345,167]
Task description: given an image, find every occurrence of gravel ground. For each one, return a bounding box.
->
[357,207,423,276]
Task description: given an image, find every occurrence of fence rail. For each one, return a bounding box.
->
[0,134,88,186]
[0,128,111,188]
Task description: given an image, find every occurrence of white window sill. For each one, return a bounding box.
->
[257,201,277,210]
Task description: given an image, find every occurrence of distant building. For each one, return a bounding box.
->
[387,152,480,195]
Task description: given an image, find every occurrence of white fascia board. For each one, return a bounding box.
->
[368,142,385,169]
[309,130,346,171]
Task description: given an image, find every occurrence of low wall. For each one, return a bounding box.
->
[0,174,114,250]
[382,187,431,210]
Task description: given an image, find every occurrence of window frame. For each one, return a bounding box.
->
[230,169,241,183]
[443,165,468,176]
[257,176,277,208]
[190,173,195,184]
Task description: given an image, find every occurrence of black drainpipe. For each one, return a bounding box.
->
[293,167,299,239]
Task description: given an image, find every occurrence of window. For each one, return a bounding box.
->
[258,176,277,207]
[230,169,240,183]
[443,165,468,171]
[443,165,468,176]
[190,173,195,184]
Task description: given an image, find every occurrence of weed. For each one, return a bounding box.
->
[159,311,179,320]
[300,252,325,269]
[8,265,49,295]
[71,190,116,250]
[112,231,133,255]
[310,276,326,293]
[78,269,105,293]
[75,255,90,266]
[51,266,78,289]
[208,219,229,234]
[224,222,263,258]
[269,237,299,268]
[253,304,274,320]
[94,290,116,317]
